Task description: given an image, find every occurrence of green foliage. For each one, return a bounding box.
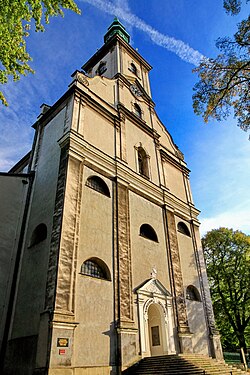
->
[0,0,80,106]
[223,0,250,15]
[202,228,250,351]
[193,0,250,133]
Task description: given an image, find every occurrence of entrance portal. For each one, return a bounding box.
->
[135,277,176,357]
[148,303,165,356]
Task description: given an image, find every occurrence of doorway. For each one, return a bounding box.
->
[148,303,165,356]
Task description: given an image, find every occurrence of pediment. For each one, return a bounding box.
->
[134,278,171,297]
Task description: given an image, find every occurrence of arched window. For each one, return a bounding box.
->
[138,147,149,178]
[29,223,47,247]
[177,222,191,236]
[86,176,110,197]
[134,103,142,118]
[130,63,137,75]
[80,258,111,280]
[139,224,158,242]
[186,285,201,301]
[97,62,107,75]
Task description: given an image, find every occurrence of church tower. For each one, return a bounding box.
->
[2,19,223,375]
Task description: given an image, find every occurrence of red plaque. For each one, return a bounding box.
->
[59,349,66,355]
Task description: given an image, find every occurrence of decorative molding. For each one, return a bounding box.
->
[136,278,176,356]
[130,84,143,97]
[135,278,171,298]
[175,149,184,161]
[76,71,89,86]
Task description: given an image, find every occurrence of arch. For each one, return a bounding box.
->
[140,224,158,242]
[186,285,201,302]
[136,279,176,356]
[29,223,47,247]
[86,176,110,197]
[134,103,142,118]
[147,302,167,356]
[177,222,191,236]
[97,61,107,75]
[137,146,149,178]
[80,257,111,281]
[130,62,137,75]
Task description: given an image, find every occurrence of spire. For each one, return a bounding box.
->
[104,17,130,44]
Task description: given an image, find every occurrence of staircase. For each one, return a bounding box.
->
[122,354,248,375]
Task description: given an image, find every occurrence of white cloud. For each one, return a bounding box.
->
[200,208,250,236]
[80,0,205,66]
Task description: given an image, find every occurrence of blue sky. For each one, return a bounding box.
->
[0,0,249,235]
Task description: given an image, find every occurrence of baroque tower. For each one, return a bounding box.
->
[0,18,222,375]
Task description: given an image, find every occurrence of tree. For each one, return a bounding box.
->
[202,228,250,353]
[193,0,250,133]
[0,1,80,106]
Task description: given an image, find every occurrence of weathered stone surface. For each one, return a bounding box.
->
[45,144,69,311]
[166,210,189,331]
[117,183,133,322]
[45,144,84,314]
[54,154,84,313]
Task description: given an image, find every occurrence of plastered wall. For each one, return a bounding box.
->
[11,107,66,340]
[74,167,114,367]
[176,218,209,354]
[129,191,170,290]
[0,174,29,351]
[125,120,159,184]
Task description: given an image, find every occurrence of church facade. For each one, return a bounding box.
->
[0,19,222,375]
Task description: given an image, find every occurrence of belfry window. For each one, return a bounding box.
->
[138,147,149,178]
[140,224,158,242]
[80,258,111,280]
[86,176,110,197]
[130,63,137,75]
[29,223,47,247]
[97,62,107,75]
[177,222,191,236]
[134,103,142,118]
[186,285,201,301]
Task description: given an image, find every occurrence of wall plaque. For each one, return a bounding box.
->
[57,338,69,347]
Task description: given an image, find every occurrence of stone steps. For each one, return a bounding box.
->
[122,354,248,375]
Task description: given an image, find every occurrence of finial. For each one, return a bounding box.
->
[104,17,130,44]
[151,266,157,279]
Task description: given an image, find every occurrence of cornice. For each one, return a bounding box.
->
[32,86,75,130]
[160,148,190,175]
[117,103,160,140]
[58,130,201,221]
[33,83,119,133]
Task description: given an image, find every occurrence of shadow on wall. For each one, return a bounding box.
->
[3,335,38,375]
[102,322,118,375]
[185,249,215,355]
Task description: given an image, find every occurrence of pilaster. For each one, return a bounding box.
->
[37,138,84,372]
[165,209,193,353]
[116,180,138,368]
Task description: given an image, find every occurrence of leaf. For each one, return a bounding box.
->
[0,0,81,105]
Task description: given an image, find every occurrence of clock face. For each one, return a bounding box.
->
[130,84,142,97]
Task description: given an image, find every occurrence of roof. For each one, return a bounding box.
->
[104,17,130,44]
